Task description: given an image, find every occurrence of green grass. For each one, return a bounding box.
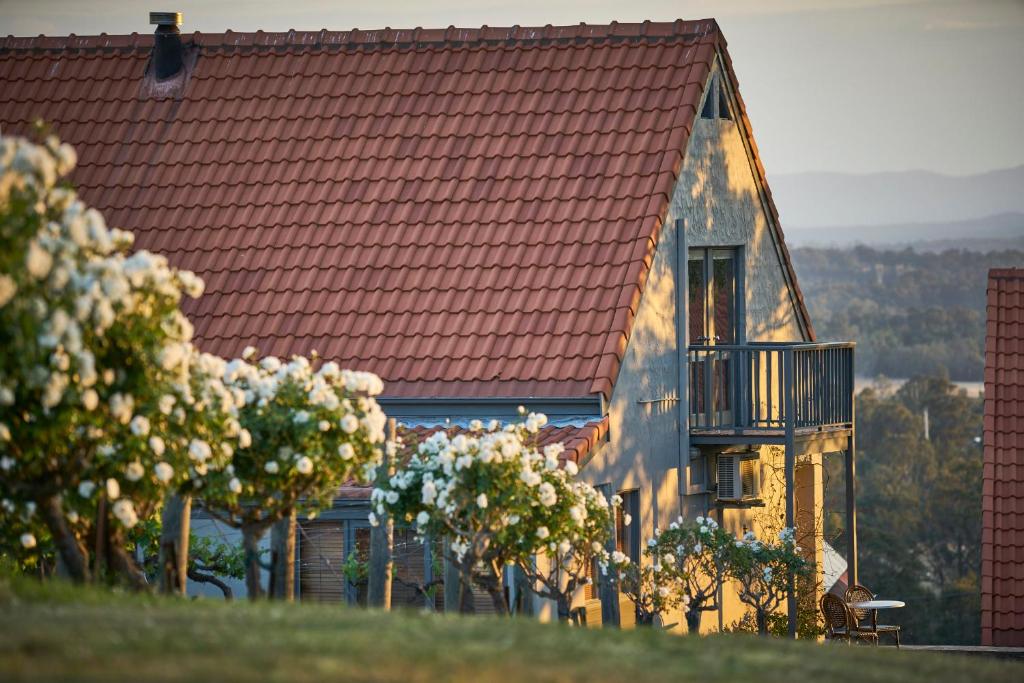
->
[0,576,1020,683]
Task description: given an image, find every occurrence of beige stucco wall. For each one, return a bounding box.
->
[583,59,823,633]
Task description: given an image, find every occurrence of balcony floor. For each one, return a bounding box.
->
[689,423,853,452]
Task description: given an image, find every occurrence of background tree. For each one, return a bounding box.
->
[609,539,682,627]
[198,352,387,599]
[655,515,733,634]
[0,133,235,587]
[725,528,809,636]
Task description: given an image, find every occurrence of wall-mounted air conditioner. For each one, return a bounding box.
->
[716,453,760,502]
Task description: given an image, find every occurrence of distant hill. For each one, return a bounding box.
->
[770,165,1024,228]
[785,212,1024,251]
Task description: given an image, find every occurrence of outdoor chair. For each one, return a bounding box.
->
[845,584,902,648]
[820,593,878,645]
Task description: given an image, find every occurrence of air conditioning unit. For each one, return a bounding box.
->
[717,453,760,501]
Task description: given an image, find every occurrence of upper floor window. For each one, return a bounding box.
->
[699,76,734,121]
[688,248,741,345]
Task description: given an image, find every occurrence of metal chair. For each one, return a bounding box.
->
[820,593,878,645]
[845,584,901,648]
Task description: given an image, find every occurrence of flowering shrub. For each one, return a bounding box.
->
[725,527,810,635]
[609,533,684,626]
[197,350,387,598]
[0,133,235,584]
[510,455,618,623]
[654,515,734,634]
[372,413,588,614]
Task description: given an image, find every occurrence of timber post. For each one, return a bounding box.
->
[367,418,397,608]
[158,494,191,595]
[270,508,297,601]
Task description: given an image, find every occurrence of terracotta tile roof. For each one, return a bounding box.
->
[336,417,609,499]
[983,268,1024,647]
[0,19,813,398]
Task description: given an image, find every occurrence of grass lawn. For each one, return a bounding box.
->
[0,576,1019,683]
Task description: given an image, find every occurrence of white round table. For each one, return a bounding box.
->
[850,600,905,610]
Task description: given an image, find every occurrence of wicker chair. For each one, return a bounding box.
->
[845,584,901,648]
[820,593,878,645]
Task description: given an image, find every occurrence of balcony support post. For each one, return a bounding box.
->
[845,434,858,588]
[783,348,797,639]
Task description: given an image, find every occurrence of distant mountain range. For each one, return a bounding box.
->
[784,212,1024,251]
[770,164,1024,230]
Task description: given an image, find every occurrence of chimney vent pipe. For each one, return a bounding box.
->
[150,11,184,80]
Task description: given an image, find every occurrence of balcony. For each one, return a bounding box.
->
[687,341,855,444]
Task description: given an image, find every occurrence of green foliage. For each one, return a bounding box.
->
[724,528,811,635]
[823,375,983,644]
[792,245,1022,381]
[653,516,734,629]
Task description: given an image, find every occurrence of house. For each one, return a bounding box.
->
[982,268,1024,647]
[0,14,858,631]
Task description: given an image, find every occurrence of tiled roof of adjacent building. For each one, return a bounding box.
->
[0,19,813,400]
[983,268,1024,647]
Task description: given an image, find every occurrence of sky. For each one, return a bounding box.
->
[1,0,1022,177]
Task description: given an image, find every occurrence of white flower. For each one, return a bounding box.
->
[663,553,676,565]
[658,586,670,598]
[296,456,314,475]
[339,414,359,434]
[109,393,134,425]
[229,477,242,494]
[337,442,354,460]
[158,394,176,415]
[623,513,633,527]
[238,429,252,449]
[538,482,557,507]
[66,510,79,524]
[112,499,138,528]
[318,420,330,432]
[385,490,399,504]
[25,239,53,280]
[129,415,150,436]
[264,460,279,474]
[564,460,579,476]
[700,525,708,534]
[368,511,379,527]
[416,510,430,527]
[0,456,13,471]
[78,480,96,498]
[536,526,550,539]
[154,462,174,483]
[105,478,120,500]
[421,480,437,505]
[125,461,145,482]
[0,274,17,307]
[0,424,9,442]
[0,387,13,406]
[81,388,99,411]
[20,533,37,549]
[188,439,212,462]
[647,538,657,548]
[293,409,310,424]
[149,436,166,456]
[476,493,488,509]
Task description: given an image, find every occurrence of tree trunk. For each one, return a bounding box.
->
[38,494,89,583]
[756,610,769,636]
[443,548,461,613]
[158,494,191,596]
[458,557,476,615]
[188,567,233,600]
[556,594,572,623]
[242,525,265,600]
[106,534,149,591]
[269,509,297,601]
[685,608,702,635]
[367,511,393,608]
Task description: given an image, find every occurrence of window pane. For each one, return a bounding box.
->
[688,257,706,343]
[713,254,735,343]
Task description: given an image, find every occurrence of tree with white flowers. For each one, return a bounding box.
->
[373,413,574,614]
[197,350,387,599]
[510,454,618,623]
[610,534,685,627]
[654,515,734,634]
[725,527,810,635]
[0,132,240,586]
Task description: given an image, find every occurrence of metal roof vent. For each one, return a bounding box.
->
[150,11,184,80]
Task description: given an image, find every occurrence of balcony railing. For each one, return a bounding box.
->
[687,342,855,434]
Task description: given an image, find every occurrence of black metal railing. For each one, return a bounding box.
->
[687,342,854,432]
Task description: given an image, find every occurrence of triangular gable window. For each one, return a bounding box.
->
[700,83,716,119]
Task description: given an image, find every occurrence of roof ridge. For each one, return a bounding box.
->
[2,19,720,52]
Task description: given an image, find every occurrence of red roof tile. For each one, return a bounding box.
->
[335,417,609,499]
[0,19,812,399]
[983,268,1024,647]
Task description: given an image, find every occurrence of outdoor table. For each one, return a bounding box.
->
[850,600,905,610]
